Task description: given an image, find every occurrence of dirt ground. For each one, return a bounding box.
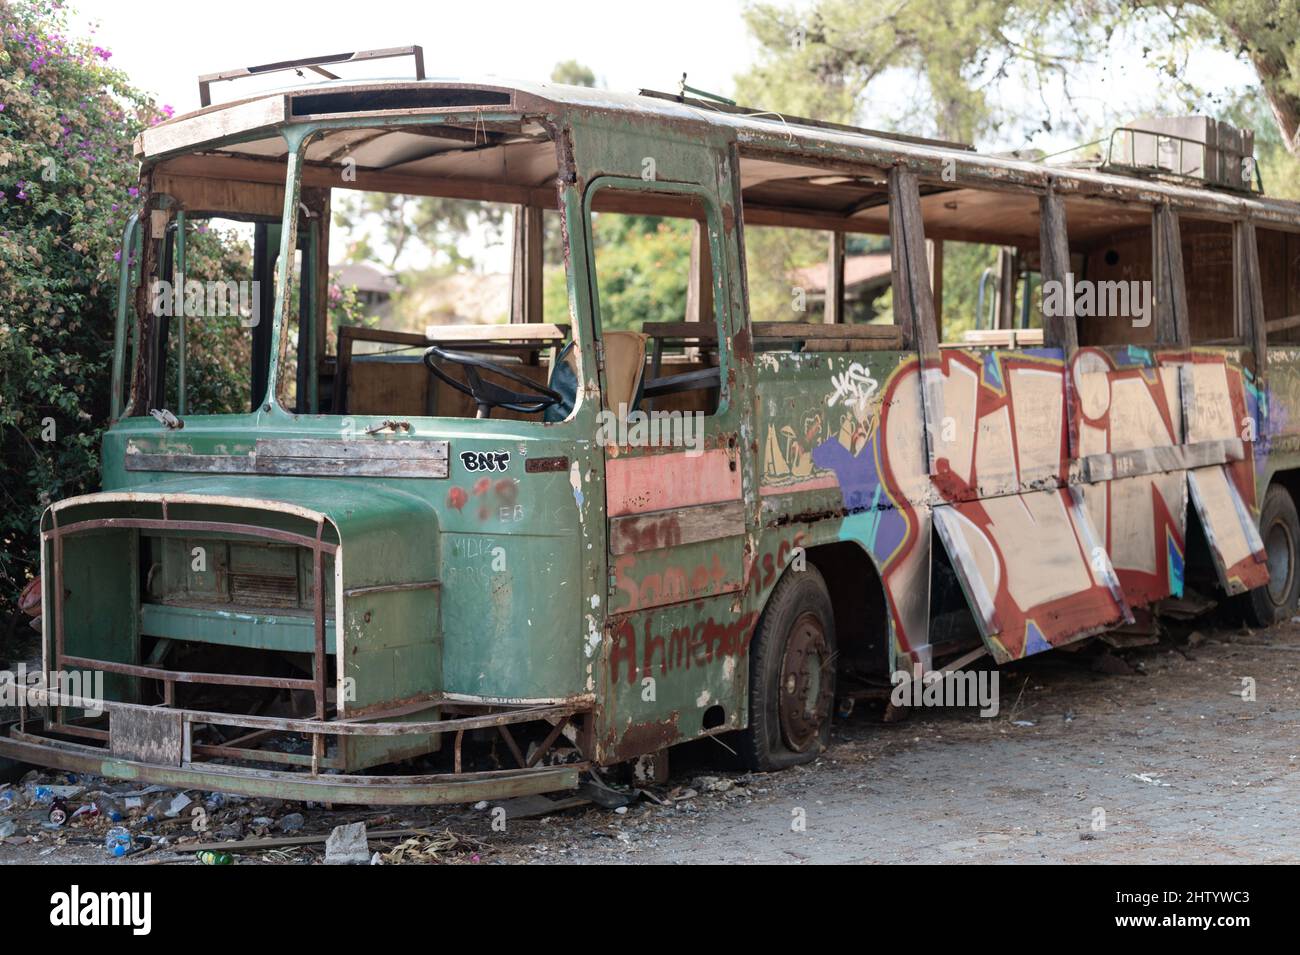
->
[2,613,1298,865]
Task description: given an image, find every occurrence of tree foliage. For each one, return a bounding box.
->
[0,1,244,621]
[551,59,597,88]
[736,0,1093,143]
[736,0,1300,184]
[583,213,694,331]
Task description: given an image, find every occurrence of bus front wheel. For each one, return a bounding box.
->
[741,566,837,771]
[1244,483,1300,627]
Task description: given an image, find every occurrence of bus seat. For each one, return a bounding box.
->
[544,341,579,422]
[602,330,649,414]
[542,331,649,422]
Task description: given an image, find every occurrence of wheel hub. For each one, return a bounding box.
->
[1265,518,1294,605]
[778,612,834,752]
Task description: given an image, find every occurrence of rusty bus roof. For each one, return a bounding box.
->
[136,76,1300,229]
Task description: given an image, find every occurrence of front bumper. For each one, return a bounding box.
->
[0,684,588,805]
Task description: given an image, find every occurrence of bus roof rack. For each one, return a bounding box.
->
[637,85,974,152]
[1096,116,1262,194]
[198,45,426,108]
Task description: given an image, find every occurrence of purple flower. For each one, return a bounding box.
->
[161,104,174,119]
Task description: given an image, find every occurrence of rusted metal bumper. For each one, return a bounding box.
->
[0,686,588,806]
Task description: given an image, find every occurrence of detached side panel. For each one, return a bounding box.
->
[933,487,1131,663]
[1188,465,1268,593]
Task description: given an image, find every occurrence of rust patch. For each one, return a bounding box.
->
[609,712,680,759]
[525,455,568,473]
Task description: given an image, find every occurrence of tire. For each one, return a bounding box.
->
[740,565,837,771]
[1243,484,1300,627]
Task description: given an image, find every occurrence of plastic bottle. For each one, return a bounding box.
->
[0,788,25,812]
[92,794,124,822]
[197,850,233,865]
[143,795,170,822]
[104,827,132,857]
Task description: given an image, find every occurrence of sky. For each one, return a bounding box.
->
[64,0,1261,270]
[66,0,1262,152]
[68,0,758,117]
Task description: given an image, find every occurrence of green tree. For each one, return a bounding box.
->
[1114,1,1300,157]
[164,222,255,415]
[736,0,1090,142]
[736,0,1300,193]
[570,213,694,331]
[746,225,830,323]
[551,60,598,88]
[333,192,507,272]
[0,1,247,626]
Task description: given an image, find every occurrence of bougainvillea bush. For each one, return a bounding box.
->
[0,1,245,627]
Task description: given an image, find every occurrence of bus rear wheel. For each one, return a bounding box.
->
[1244,484,1300,627]
[741,566,836,771]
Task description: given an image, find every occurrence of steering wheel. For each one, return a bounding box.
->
[423,346,562,419]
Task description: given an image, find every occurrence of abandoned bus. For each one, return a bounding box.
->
[4,47,1300,803]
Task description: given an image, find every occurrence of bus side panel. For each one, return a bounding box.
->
[756,345,1133,665]
[1164,349,1268,593]
[1264,346,1300,482]
[756,349,934,671]
[596,527,813,762]
[1073,347,1190,605]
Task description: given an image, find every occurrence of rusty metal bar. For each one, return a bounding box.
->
[198,45,426,108]
[60,655,315,692]
[0,724,584,806]
[192,742,343,770]
[222,727,277,748]
[24,684,586,737]
[313,520,327,722]
[311,520,327,772]
[47,722,109,742]
[47,510,336,732]
[46,516,337,554]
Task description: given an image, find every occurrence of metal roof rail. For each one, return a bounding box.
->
[198,45,425,108]
[637,85,974,152]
